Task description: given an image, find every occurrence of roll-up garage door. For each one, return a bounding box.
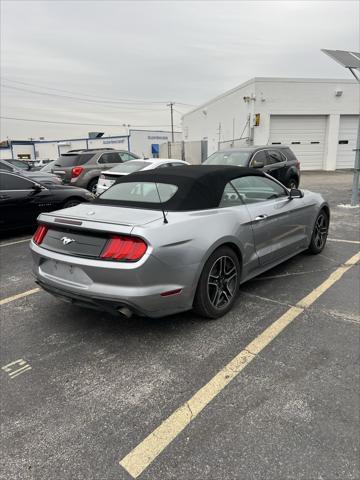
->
[269,115,326,170]
[336,115,359,169]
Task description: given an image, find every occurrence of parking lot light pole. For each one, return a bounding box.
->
[321,49,360,206]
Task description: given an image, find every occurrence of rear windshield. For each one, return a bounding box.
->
[54,153,94,167]
[107,161,149,174]
[99,181,178,203]
[204,151,251,166]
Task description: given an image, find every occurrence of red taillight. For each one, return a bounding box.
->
[71,166,84,178]
[295,160,300,170]
[100,235,147,262]
[33,224,48,245]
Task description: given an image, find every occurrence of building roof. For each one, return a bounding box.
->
[183,76,358,117]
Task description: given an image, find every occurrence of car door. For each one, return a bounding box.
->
[0,172,39,230]
[231,175,308,265]
[264,149,287,182]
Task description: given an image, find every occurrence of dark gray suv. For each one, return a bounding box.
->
[204,145,300,189]
[52,148,140,193]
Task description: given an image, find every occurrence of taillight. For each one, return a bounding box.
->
[71,166,84,178]
[33,224,48,245]
[295,160,300,170]
[100,235,147,262]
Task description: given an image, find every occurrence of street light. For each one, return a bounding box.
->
[322,49,360,206]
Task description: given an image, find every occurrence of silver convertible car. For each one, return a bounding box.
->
[30,166,329,319]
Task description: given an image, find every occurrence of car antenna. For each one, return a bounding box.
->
[154,182,168,224]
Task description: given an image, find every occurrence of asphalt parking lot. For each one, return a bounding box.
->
[1,171,359,480]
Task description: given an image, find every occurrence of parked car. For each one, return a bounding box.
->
[52,149,140,194]
[5,158,33,171]
[29,159,53,170]
[0,159,62,185]
[31,165,329,320]
[96,158,189,195]
[203,146,300,189]
[0,171,94,232]
[40,160,56,172]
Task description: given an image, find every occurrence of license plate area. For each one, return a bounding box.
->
[40,260,92,287]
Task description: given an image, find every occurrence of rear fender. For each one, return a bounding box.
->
[191,235,246,298]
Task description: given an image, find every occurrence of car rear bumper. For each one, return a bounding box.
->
[30,241,198,318]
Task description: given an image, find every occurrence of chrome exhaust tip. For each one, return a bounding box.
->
[118,306,133,319]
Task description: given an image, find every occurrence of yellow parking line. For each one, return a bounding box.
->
[0,288,40,306]
[328,238,360,245]
[0,238,31,247]
[119,251,360,478]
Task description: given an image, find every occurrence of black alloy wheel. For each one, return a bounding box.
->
[194,246,241,319]
[308,210,329,254]
[207,256,238,309]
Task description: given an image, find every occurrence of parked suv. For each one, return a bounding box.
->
[203,145,300,188]
[52,149,140,193]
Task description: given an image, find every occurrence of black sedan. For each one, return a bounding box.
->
[0,171,94,232]
[0,159,62,185]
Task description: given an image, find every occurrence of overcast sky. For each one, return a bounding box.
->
[0,0,358,140]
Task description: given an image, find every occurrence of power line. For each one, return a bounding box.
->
[2,78,196,107]
[1,84,170,108]
[0,115,181,128]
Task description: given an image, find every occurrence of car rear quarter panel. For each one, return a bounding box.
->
[132,206,258,296]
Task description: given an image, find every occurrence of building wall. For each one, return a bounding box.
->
[182,78,359,169]
[129,129,182,158]
[0,148,12,159]
[88,136,128,150]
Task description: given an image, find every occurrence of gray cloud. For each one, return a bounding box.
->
[0,0,358,139]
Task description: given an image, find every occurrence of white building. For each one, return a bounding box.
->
[182,77,359,170]
[0,129,182,161]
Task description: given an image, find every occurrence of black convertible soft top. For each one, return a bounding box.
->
[95,165,266,211]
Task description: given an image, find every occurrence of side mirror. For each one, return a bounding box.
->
[252,159,264,168]
[289,188,304,199]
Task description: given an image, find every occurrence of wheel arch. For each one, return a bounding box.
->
[63,196,85,208]
[321,203,330,222]
[192,237,245,298]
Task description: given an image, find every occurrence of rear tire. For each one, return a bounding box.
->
[63,198,81,208]
[193,246,241,319]
[287,177,299,189]
[308,210,329,254]
[87,178,98,194]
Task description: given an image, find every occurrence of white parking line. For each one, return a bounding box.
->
[2,359,32,379]
[119,250,360,478]
[0,238,31,247]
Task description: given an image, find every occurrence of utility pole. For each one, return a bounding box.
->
[167,102,175,142]
[217,122,222,149]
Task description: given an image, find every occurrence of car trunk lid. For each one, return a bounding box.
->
[38,203,164,235]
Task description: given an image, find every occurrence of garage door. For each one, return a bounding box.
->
[336,115,359,169]
[269,115,326,170]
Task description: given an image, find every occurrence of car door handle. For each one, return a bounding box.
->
[254,214,268,221]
